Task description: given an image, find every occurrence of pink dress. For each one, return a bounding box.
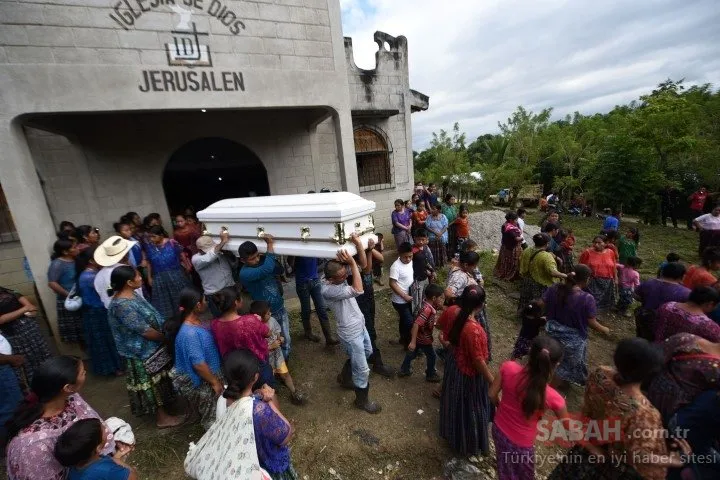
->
[6,394,114,480]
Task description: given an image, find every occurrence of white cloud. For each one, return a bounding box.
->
[340,0,720,150]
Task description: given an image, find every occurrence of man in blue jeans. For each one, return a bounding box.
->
[294,256,338,345]
[322,250,381,414]
[238,234,292,360]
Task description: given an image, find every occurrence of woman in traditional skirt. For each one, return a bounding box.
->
[548,339,691,480]
[445,251,492,358]
[490,336,566,480]
[493,212,524,281]
[165,288,224,431]
[578,235,618,311]
[390,198,413,248]
[439,285,494,456]
[107,265,185,428]
[425,202,449,268]
[76,247,123,377]
[518,233,567,308]
[543,265,610,389]
[145,225,192,321]
[441,193,458,261]
[47,238,83,345]
[0,333,24,438]
[0,286,51,385]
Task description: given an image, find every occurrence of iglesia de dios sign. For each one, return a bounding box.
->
[107,0,247,92]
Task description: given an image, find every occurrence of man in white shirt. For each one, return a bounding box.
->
[322,250,381,414]
[389,242,415,348]
[517,208,528,249]
[93,236,144,308]
[693,204,720,255]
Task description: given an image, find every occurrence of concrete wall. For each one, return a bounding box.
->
[0,241,35,299]
[344,32,428,231]
[25,109,344,233]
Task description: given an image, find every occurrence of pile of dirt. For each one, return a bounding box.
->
[468,209,540,251]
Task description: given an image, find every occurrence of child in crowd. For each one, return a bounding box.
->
[373,233,385,286]
[616,256,642,316]
[604,230,619,259]
[54,418,137,480]
[454,204,470,253]
[558,228,576,273]
[658,252,681,277]
[411,201,428,237]
[510,300,547,360]
[389,242,415,348]
[398,284,444,382]
[618,227,640,265]
[410,229,435,314]
[250,301,306,406]
[490,337,567,480]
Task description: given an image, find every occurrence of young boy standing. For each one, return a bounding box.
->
[411,229,435,315]
[389,242,415,348]
[322,250,381,414]
[398,283,444,382]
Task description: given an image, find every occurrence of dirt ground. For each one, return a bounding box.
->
[2,211,701,480]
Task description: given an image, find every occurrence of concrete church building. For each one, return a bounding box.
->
[0,0,428,347]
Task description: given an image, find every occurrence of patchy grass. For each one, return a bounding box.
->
[3,213,703,480]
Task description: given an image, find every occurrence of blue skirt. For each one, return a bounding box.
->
[82,305,123,376]
[0,364,23,438]
[546,320,588,385]
[151,269,191,321]
[439,352,493,456]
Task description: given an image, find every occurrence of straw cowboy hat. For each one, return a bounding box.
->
[94,235,137,267]
[196,235,216,254]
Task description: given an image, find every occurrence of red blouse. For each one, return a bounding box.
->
[455,321,489,376]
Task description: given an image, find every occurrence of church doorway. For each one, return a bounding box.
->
[163,137,270,216]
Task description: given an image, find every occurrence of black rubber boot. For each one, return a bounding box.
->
[336,360,354,390]
[354,385,381,414]
[369,350,395,378]
[320,320,339,346]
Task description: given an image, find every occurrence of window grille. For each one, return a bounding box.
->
[354,127,393,192]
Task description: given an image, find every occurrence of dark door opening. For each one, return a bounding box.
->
[163,137,270,216]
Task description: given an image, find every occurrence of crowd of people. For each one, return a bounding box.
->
[1,186,720,480]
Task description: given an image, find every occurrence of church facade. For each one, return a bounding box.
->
[0,0,428,346]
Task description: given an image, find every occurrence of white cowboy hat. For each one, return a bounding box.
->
[94,236,137,267]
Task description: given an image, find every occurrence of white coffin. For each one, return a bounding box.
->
[197,192,378,258]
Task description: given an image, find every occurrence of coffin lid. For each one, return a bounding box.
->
[198,192,375,221]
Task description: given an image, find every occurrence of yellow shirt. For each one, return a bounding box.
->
[519,247,559,287]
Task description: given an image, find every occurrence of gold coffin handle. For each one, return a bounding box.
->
[257,226,265,238]
[300,226,310,242]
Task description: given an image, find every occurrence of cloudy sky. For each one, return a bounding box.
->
[339,0,720,150]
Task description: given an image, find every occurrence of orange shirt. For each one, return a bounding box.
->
[455,217,470,238]
[412,210,428,226]
[683,265,718,289]
[579,248,617,278]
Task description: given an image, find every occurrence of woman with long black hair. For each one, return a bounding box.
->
[47,238,82,345]
[438,285,494,456]
[164,287,223,430]
[76,246,123,377]
[5,356,115,480]
[107,265,184,428]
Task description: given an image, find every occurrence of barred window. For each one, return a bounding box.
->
[0,184,19,243]
[354,127,393,191]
